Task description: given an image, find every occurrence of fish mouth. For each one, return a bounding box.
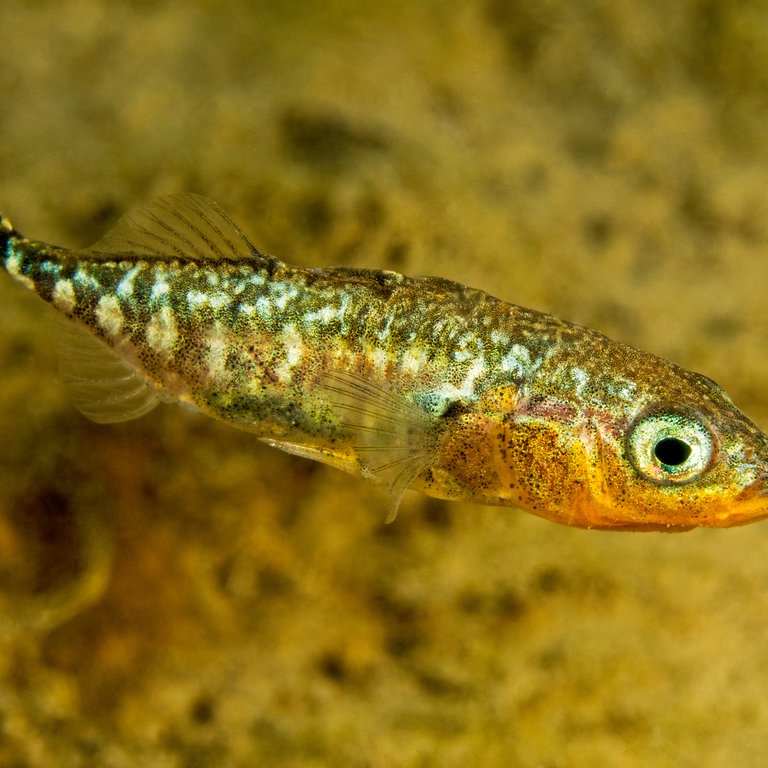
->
[739,472,768,500]
[572,470,768,531]
[713,473,768,527]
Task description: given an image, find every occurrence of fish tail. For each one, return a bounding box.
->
[0,214,40,293]
[0,214,19,263]
[0,216,72,317]
[0,214,73,301]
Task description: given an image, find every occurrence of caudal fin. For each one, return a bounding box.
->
[0,215,18,258]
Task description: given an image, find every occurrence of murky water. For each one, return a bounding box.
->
[2,2,768,765]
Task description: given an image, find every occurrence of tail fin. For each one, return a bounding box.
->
[0,215,17,259]
[0,214,37,289]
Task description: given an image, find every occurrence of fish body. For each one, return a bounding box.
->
[2,193,768,530]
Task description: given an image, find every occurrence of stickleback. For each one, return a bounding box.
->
[2,193,767,530]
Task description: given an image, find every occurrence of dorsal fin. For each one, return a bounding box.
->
[54,317,160,423]
[82,193,261,263]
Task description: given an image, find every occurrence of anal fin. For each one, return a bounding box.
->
[54,318,160,423]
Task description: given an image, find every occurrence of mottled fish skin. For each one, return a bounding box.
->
[2,194,768,530]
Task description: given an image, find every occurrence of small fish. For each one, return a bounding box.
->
[2,193,768,530]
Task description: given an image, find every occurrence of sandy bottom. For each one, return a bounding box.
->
[2,2,768,766]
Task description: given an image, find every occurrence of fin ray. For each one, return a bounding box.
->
[82,194,261,263]
[260,372,437,521]
[317,371,437,520]
[54,318,160,423]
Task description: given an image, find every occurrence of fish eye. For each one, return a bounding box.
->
[628,411,714,484]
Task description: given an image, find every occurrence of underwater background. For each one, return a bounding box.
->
[2,1,768,765]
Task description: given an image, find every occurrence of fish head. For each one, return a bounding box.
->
[429,355,768,531]
[578,369,768,530]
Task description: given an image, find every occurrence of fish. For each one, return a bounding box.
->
[2,193,768,531]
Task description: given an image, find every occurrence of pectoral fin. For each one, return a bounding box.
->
[259,371,437,521]
[316,371,438,521]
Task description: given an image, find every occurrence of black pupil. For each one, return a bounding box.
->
[654,437,692,467]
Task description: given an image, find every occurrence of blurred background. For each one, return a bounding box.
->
[2,1,768,765]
